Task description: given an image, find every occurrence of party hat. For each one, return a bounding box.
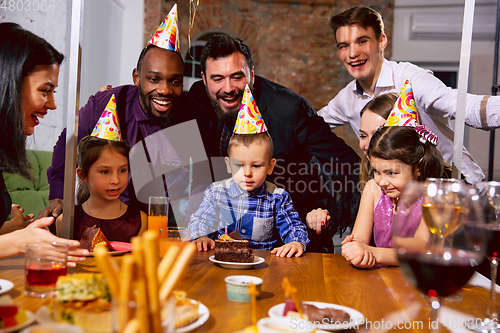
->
[148,4,180,52]
[90,94,122,141]
[233,85,268,134]
[384,78,419,127]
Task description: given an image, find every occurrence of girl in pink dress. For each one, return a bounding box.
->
[340,125,444,268]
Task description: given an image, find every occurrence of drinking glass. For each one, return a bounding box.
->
[25,242,68,298]
[421,178,465,249]
[148,196,169,236]
[159,227,189,258]
[474,181,500,331]
[393,181,485,333]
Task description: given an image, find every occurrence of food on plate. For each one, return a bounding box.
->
[172,291,200,328]
[215,232,254,263]
[0,295,28,329]
[282,299,351,323]
[50,273,112,332]
[78,225,115,252]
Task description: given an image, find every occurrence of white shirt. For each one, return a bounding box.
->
[317,59,500,183]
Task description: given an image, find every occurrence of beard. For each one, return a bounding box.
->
[139,88,178,128]
[206,81,254,124]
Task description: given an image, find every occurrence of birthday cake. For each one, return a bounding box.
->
[214,231,254,263]
[78,225,115,252]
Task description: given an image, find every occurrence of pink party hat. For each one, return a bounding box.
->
[149,4,180,52]
[90,94,122,141]
[233,85,268,134]
[384,78,419,127]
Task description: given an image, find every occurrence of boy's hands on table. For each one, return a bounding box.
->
[194,237,215,252]
[271,241,304,258]
[306,208,330,234]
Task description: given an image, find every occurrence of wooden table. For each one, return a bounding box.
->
[0,250,497,332]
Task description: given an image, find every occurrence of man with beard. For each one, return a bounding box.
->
[189,34,360,252]
[40,44,216,223]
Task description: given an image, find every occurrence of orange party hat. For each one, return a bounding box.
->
[149,4,180,52]
[233,85,267,134]
[384,78,419,128]
[90,94,121,141]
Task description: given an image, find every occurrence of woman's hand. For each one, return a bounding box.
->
[305,208,330,234]
[15,217,88,266]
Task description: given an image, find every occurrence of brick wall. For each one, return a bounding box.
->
[144,0,394,153]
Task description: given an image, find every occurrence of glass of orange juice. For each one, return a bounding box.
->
[159,227,189,258]
[148,196,169,236]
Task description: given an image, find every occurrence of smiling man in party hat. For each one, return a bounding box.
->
[44,5,216,225]
[189,85,309,257]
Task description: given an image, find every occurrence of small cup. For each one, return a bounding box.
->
[25,242,68,298]
[257,317,314,333]
[148,196,169,235]
[225,275,263,302]
[159,227,189,258]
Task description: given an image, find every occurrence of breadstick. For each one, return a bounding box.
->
[142,231,162,333]
[118,254,135,332]
[122,318,140,333]
[159,242,196,302]
[94,247,120,297]
[131,236,150,333]
[157,244,180,285]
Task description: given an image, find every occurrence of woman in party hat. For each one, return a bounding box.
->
[338,79,444,268]
[189,85,309,257]
[55,95,147,242]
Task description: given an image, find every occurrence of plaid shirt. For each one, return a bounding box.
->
[189,178,309,250]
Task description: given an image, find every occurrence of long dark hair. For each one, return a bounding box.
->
[76,136,131,205]
[368,126,444,181]
[0,22,64,179]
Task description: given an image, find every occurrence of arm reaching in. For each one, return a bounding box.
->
[0,217,88,266]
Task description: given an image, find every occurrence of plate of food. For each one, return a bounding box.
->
[268,301,365,331]
[36,306,109,333]
[0,309,35,333]
[87,241,132,256]
[209,255,265,269]
[174,301,210,333]
[0,280,14,295]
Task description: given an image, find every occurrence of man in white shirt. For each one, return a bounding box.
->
[318,5,500,184]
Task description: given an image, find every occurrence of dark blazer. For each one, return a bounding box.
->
[190,76,361,252]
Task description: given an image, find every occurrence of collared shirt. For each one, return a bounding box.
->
[189,178,309,250]
[318,59,491,183]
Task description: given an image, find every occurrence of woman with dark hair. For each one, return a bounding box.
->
[0,22,87,262]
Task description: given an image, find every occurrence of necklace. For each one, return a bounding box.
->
[86,200,122,218]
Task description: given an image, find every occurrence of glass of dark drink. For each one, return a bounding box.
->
[393,181,485,333]
[474,181,500,331]
[25,242,68,298]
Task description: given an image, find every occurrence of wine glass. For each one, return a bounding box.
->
[421,178,465,249]
[474,181,500,331]
[393,181,485,333]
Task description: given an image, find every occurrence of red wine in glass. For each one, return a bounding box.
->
[25,264,67,287]
[398,249,481,297]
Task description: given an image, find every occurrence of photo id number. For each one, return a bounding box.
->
[1,0,56,12]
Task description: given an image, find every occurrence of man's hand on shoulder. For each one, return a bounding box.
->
[36,198,63,219]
